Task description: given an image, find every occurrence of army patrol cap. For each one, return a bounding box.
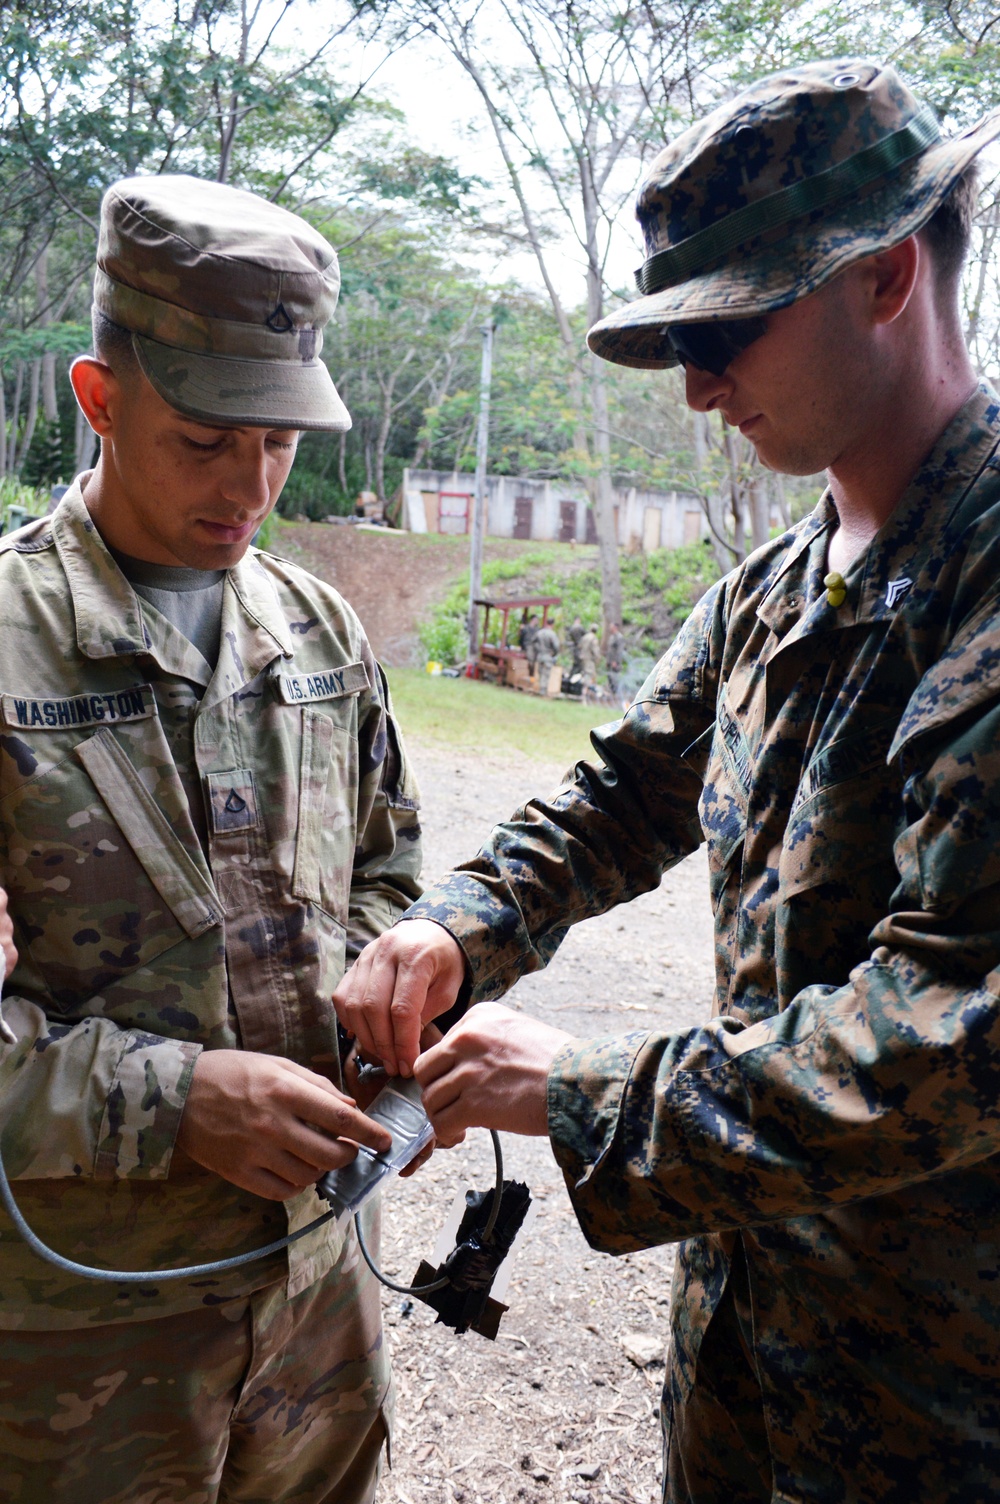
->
[94,174,351,430]
[588,59,1000,369]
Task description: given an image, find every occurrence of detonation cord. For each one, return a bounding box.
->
[0,1130,505,1293]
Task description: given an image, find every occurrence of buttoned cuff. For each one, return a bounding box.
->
[547,1031,648,1191]
[401,874,536,1003]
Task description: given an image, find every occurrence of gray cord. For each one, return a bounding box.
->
[0,1140,335,1283]
[353,1128,504,1297]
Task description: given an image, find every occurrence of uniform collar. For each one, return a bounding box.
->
[53,478,294,675]
[756,380,1000,644]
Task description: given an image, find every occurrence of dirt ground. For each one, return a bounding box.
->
[374,738,715,1504]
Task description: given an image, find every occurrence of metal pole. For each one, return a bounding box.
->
[467,319,495,667]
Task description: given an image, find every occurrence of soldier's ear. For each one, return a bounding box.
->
[70,356,121,440]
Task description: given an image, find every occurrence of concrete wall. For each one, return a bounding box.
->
[402,468,729,552]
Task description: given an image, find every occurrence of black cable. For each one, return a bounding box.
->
[353,1129,504,1296]
[0,1140,335,1282]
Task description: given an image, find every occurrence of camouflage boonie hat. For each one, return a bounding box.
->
[588,59,1000,369]
[94,175,350,430]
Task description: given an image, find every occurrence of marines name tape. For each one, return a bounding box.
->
[1,685,155,730]
[276,662,370,705]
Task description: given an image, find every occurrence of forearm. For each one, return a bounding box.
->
[548,944,1000,1253]
[1,993,200,1181]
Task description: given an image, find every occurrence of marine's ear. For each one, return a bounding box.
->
[860,236,921,328]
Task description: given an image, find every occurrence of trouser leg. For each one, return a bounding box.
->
[0,1294,248,1504]
[0,1214,388,1504]
[662,1247,772,1504]
[220,1204,389,1504]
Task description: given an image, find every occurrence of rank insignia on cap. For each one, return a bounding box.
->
[885,577,913,608]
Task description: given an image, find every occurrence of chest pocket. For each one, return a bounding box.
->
[697,695,751,881]
[3,728,221,1012]
[779,722,902,899]
[291,704,359,922]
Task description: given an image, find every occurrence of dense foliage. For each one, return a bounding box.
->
[3,0,998,570]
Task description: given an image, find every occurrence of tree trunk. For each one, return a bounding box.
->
[74,402,97,474]
[0,371,7,478]
[772,471,791,530]
[7,362,23,475]
[589,360,623,627]
[724,427,747,563]
[36,246,59,424]
[14,360,41,472]
[338,428,348,495]
[749,473,770,551]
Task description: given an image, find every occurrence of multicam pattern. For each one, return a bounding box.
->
[0,480,422,1329]
[0,1201,390,1503]
[95,175,351,430]
[406,383,1000,1497]
[587,60,1000,367]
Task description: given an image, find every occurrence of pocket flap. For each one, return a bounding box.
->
[75,729,223,939]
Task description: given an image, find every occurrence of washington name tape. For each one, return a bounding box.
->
[1,685,155,730]
[276,662,370,704]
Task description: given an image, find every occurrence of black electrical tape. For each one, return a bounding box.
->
[353,1129,504,1296]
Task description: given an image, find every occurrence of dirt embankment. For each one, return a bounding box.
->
[275,525,552,667]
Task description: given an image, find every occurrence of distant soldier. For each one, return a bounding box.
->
[535,620,561,687]
[519,611,540,672]
[606,623,625,697]
[567,614,585,675]
[578,623,602,692]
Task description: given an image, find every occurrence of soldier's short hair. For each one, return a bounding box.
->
[92,309,138,376]
[920,163,980,291]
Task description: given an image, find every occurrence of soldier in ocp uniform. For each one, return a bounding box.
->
[334,62,1000,1502]
[0,176,424,1502]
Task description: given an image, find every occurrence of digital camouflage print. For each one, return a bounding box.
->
[405,382,1000,1500]
[587,59,1000,367]
[0,1199,390,1504]
[0,480,422,1330]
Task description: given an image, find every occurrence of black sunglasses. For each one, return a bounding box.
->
[667,316,768,377]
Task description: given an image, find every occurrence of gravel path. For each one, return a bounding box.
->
[376,738,714,1504]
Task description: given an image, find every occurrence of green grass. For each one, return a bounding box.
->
[385,667,616,768]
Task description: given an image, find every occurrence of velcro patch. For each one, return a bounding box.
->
[1,684,155,731]
[206,769,259,833]
[276,662,370,705]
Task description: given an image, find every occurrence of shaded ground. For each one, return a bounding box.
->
[375,739,714,1504]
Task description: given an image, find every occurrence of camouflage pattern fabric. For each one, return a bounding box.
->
[0,479,422,1329]
[0,1199,390,1503]
[587,60,1000,367]
[404,382,1000,1499]
[95,174,350,431]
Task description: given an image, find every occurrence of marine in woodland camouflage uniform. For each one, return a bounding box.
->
[0,176,421,1502]
[335,60,1000,1503]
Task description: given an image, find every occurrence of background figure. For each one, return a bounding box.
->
[534,619,561,689]
[568,615,585,676]
[519,611,540,674]
[578,623,602,700]
[605,623,625,700]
